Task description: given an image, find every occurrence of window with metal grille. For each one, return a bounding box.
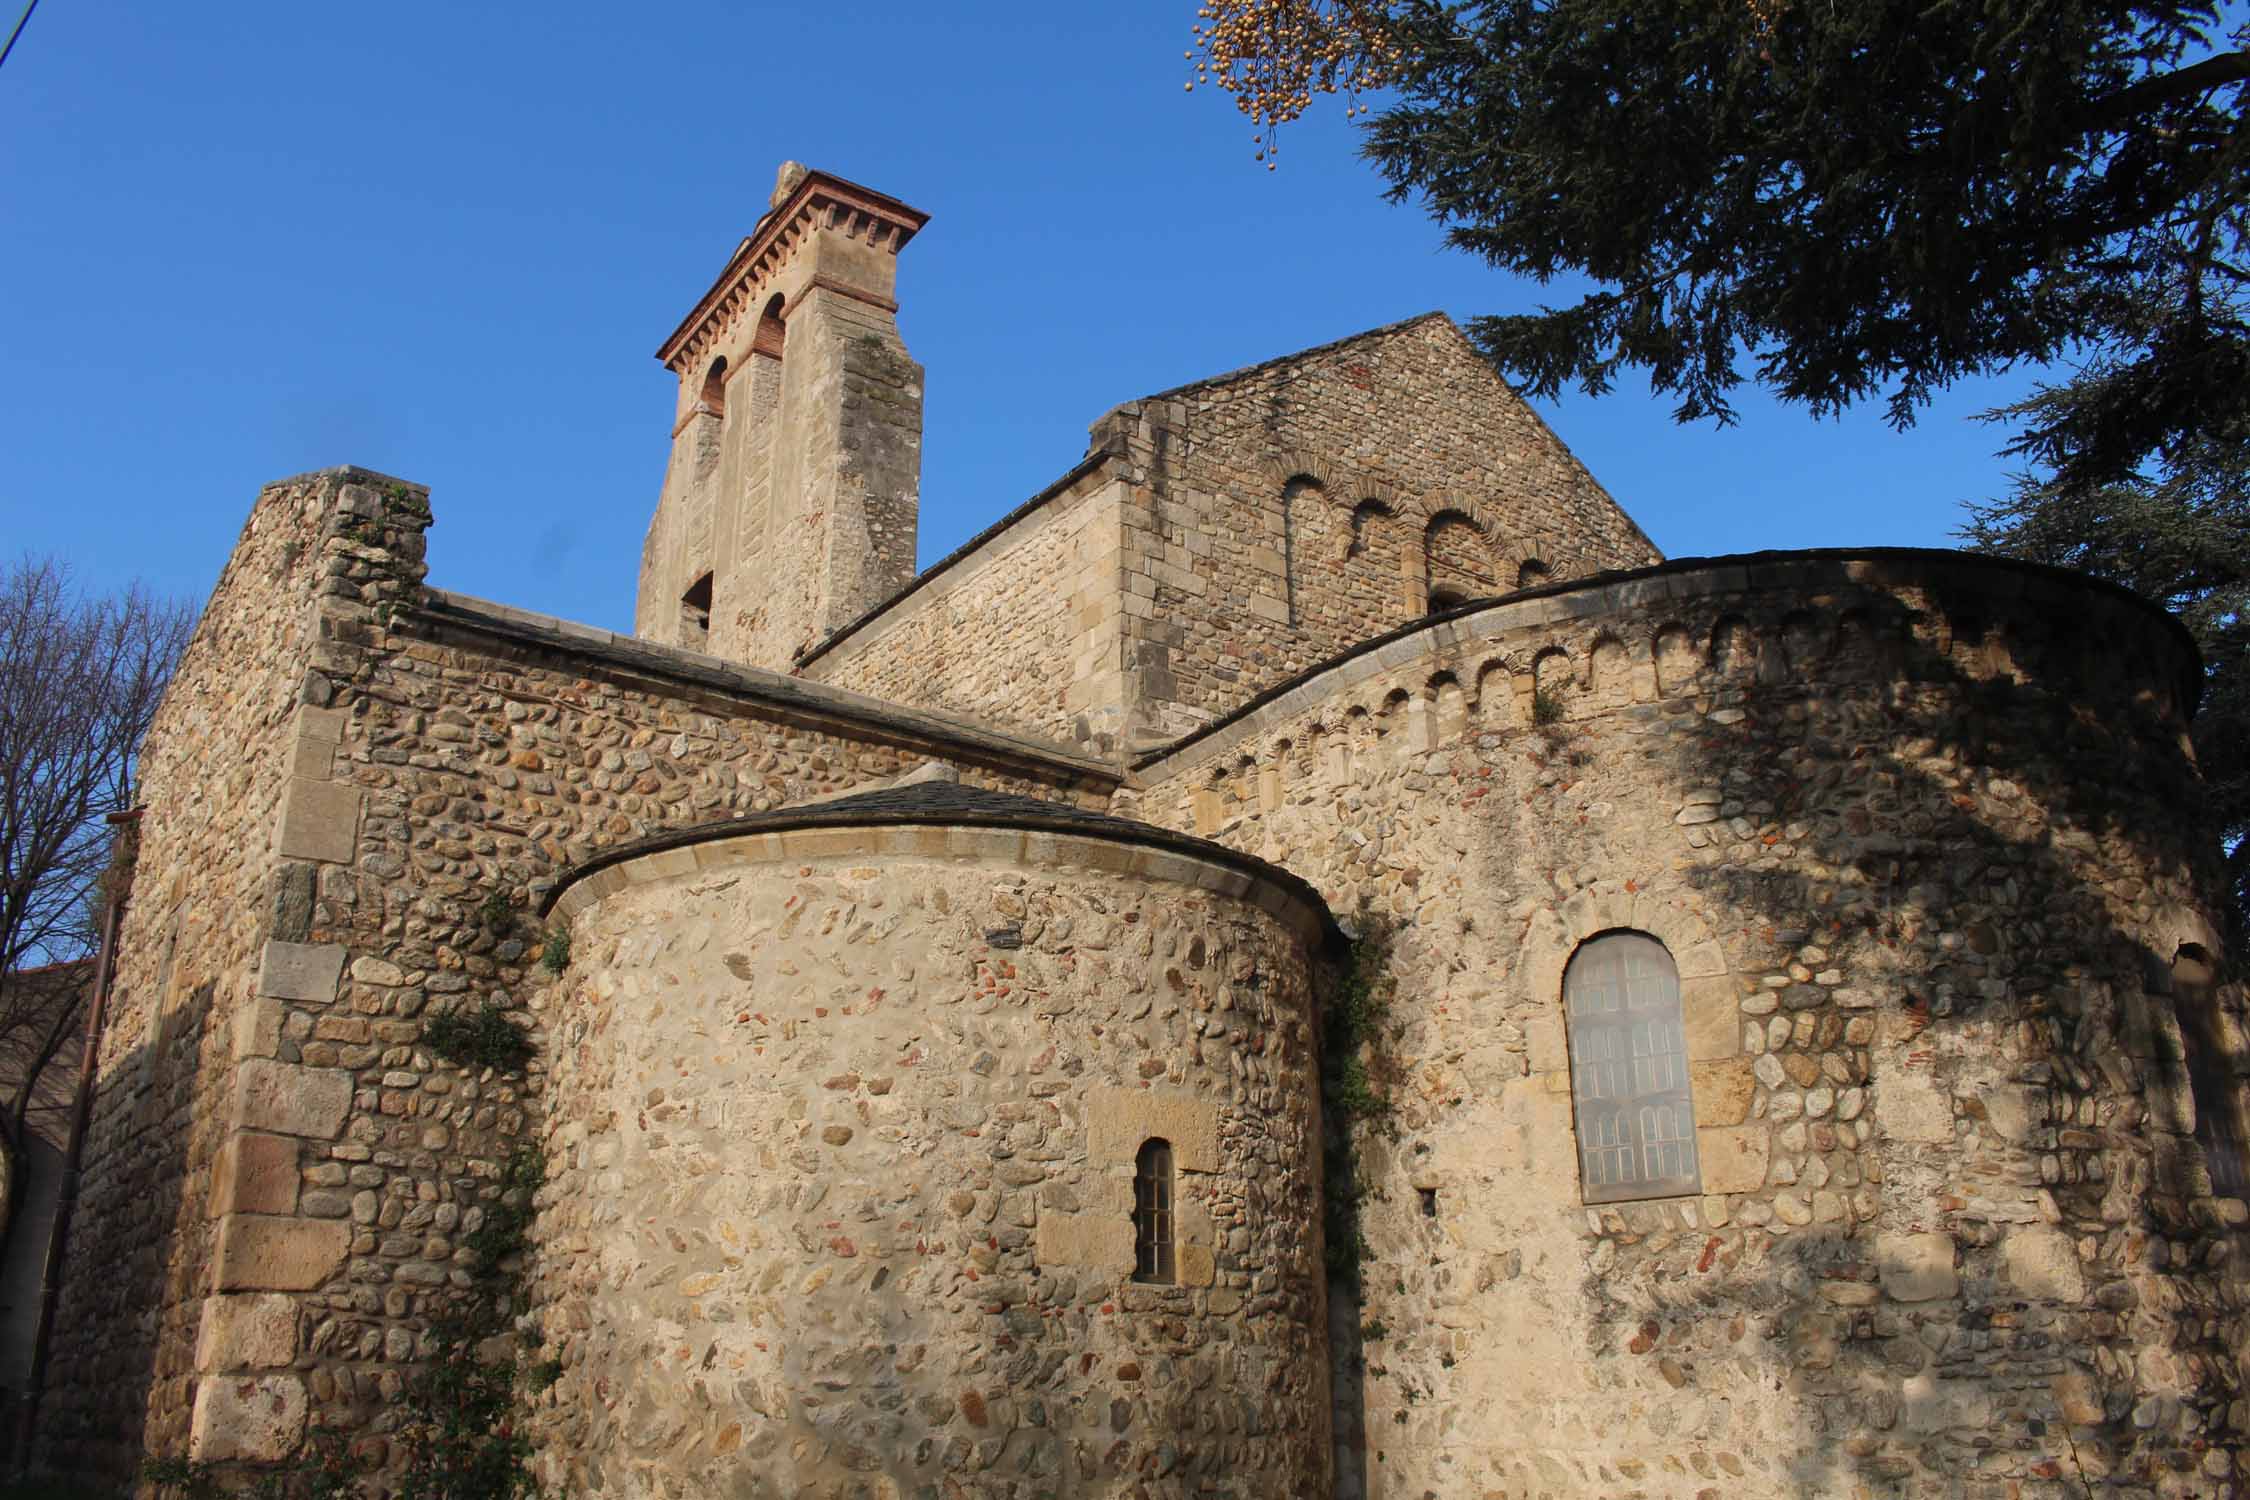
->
[1133,1138,1175,1283]
[1565,931,1701,1203]
[2175,946,2248,1201]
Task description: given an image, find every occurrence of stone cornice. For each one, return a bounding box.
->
[655,170,929,375]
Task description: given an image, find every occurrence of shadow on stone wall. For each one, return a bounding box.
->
[34,990,208,1484]
[1609,594,2241,1496]
[1146,563,2246,1496]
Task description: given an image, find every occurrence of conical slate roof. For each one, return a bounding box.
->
[538,779,1341,943]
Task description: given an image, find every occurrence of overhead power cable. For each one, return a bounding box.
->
[0,0,42,77]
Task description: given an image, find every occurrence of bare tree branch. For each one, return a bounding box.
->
[0,557,192,1119]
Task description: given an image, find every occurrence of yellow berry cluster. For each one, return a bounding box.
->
[1184,0,1405,168]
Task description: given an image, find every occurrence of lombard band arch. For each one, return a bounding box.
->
[698,355,728,418]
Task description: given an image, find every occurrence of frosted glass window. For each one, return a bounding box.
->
[1565,932,1700,1202]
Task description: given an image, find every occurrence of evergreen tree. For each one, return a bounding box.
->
[1190,1,2249,942]
[1193,2,2248,482]
[1962,363,2248,948]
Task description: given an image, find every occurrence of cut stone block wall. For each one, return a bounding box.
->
[719,286,924,670]
[638,170,926,675]
[1122,551,2248,1499]
[528,824,1333,1497]
[801,461,1131,753]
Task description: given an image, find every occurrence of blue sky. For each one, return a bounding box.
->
[0,1,2050,633]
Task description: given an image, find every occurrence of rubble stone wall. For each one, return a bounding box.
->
[46,472,1110,1486]
[528,824,1333,1497]
[1088,315,1664,746]
[801,461,1131,753]
[199,605,1105,1473]
[1121,551,2249,1500]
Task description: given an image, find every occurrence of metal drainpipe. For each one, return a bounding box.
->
[17,807,138,1475]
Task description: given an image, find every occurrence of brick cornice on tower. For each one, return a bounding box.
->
[655,169,930,375]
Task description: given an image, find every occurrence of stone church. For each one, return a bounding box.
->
[35,165,2249,1497]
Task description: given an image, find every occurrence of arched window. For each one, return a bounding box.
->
[1132,1138,1175,1283]
[1565,932,1700,1202]
[1280,475,1323,628]
[2175,945,2248,1199]
[1516,559,1551,589]
[699,356,728,418]
[752,293,787,361]
[680,571,713,650]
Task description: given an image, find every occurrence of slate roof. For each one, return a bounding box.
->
[537,781,1341,944]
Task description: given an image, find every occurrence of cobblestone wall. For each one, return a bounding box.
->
[40,468,426,1479]
[529,821,1333,1498]
[212,618,1103,1474]
[1122,551,2249,1499]
[46,470,1110,1486]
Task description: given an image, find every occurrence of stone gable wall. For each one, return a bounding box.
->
[528,827,1332,1496]
[1092,316,1664,747]
[1120,554,2248,1499]
[800,463,1130,753]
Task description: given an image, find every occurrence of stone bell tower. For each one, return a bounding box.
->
[637,163,927,670]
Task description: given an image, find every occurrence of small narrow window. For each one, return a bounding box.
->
[681,572,713,649]
[752,294,787,361]
[1132,1138,1175,1283]
[699,356,728,418]
[1280,475,1321,628]
[2175,945,2248,1200]
[1565,931,1700,1202]
[1417,1187,1439,1218]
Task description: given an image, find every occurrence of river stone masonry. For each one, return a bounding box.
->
[1119,550,2244,1499]
[529,786,1335,1498]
